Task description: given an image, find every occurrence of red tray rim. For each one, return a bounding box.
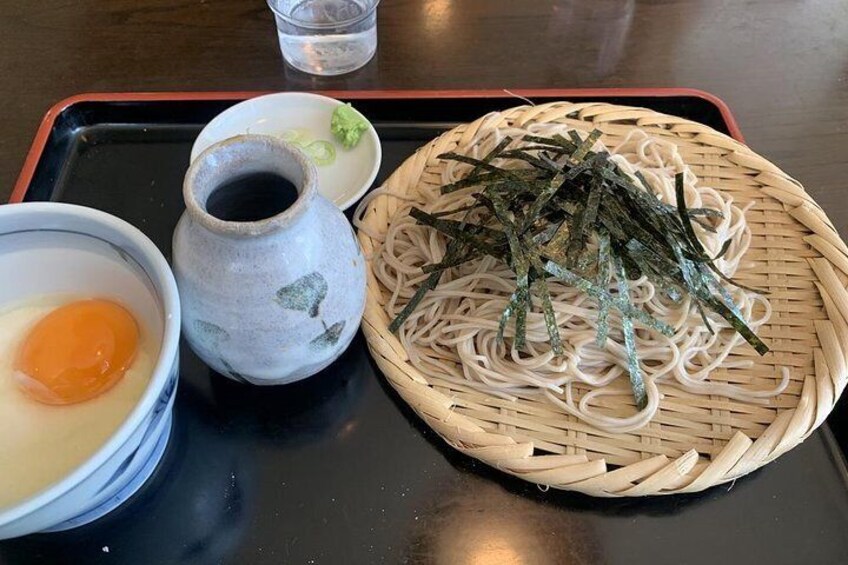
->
[9,87,744,204]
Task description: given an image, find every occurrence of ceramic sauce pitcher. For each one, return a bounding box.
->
[173,135,366,384]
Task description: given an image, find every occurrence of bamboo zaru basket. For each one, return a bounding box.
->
[356,102,848,496]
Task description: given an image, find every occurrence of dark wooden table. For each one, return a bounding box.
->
[2,1,848,563]
[1,0,846,214]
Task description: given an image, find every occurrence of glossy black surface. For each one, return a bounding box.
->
[3,95,848,565]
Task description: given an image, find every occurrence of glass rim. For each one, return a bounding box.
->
[267,0,380,29]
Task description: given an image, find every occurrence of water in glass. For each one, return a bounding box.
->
[273,0,378,76]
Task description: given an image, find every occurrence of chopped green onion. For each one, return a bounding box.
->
[303,140,336,166]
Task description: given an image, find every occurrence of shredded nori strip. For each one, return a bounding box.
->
[521,173,565,233]
[698,262,741,318]
[497,289,522,343]
[388,129,769,406]
[543,260,674,336]
[543,220,571,264]
[437,153,528,184]
[613,253,648,409]
[624,239,682,302]
[440,169,543,194]
[525,246,564,355]
[565,174,603,267]
[535,274,563,355]
[568,130,584,146]
[674,173,710,260]
[490,194,531,348]
[409,208,504,258]
[595,230,613,345]
[569,129,602,164]
[430,203,481,218]
[388,267,444,334]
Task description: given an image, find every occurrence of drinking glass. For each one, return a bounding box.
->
[267,0,380,76]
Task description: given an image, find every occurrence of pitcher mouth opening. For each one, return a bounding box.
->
[183,135,318,238]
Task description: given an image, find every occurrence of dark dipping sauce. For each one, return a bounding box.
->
[206,172,299,222]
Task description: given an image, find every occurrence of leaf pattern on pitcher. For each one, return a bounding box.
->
[275,272,328,318]
[309,320,346,350]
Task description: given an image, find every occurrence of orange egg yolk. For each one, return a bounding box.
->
[14,299,139,405]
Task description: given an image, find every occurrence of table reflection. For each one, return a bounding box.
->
[404,480,602,564]
[203,332,370,447]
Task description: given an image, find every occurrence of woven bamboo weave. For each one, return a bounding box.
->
[356,102,848,496]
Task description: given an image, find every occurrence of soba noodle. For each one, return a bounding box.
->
[356,123,788,433]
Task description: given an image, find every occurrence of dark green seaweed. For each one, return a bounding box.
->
[612,253,648,409]
[388,128,769,406]
[565,175,603,267]
[595,230,613,345]
[543,260,674,336]
[569,129,602,164]
[490,194,531,348]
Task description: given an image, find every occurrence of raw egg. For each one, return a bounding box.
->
[0,296,154,508]
[14,299,139,405]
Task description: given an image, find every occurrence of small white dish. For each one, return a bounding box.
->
[191,92,381,211]
[0,202,181,540]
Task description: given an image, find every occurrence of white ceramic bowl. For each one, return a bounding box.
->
[191,92,381,211]
[0,202,181,540]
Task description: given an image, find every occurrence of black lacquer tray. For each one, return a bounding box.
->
[2,90,847,565]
